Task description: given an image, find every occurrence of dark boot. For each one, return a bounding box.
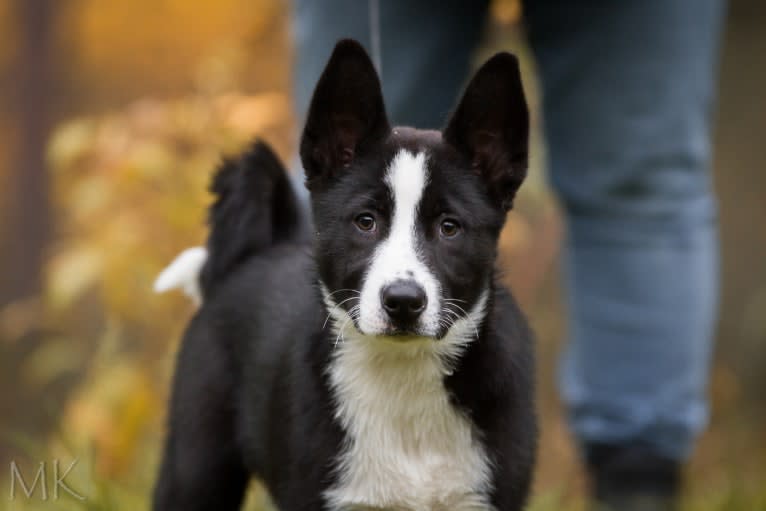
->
[586,443,682,511]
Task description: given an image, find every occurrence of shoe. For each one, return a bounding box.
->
[586,443,682,511]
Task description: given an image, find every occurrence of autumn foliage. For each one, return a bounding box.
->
[0,1,764,510]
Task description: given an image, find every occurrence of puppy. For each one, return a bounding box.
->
[153,39,537,511]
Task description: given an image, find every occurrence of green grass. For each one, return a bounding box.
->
[3,471,764,511]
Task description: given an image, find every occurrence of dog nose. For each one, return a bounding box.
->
[381,280,427,323]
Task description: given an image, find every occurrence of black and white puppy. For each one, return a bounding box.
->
[153,39,536,511]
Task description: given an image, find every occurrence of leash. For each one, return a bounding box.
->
[368,0,382,80]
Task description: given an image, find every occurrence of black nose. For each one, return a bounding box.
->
[381,280,427,324]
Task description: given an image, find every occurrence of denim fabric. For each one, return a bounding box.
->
[292,0,724,460]
[293,0,490,129]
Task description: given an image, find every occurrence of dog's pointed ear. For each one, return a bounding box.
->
[300,39,390,189]
[443,53,529,210]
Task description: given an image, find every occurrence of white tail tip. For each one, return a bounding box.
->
[153,247,208,306]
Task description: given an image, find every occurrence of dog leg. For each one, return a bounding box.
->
[153,318,248,510]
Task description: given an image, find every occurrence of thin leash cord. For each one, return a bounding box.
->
[368,0,383,80]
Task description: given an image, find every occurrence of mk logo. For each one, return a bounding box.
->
[9,459,85,501]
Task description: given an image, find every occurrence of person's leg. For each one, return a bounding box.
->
[525,0,725,506]
[293,0,490,129]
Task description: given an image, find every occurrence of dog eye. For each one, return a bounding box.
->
[440,219,461,238]
[354,213,377,232]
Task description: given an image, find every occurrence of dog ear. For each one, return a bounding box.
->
[443,53,529,210]
[300,39,390,189]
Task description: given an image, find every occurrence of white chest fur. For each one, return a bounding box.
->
[324,332,494,511]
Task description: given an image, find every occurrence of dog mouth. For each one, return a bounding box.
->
[380,327,425,340]
[346,303,457,341]
[357,321,450,341]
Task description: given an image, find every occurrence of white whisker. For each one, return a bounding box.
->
[443,302,480,340]
[445,302,469,317]
[442,308,461,321]
[323,296,361,330]
[334,314,353,350]
[325,288,361,298]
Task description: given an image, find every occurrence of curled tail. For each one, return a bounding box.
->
[154,140,303,303]
[200,141,302,295]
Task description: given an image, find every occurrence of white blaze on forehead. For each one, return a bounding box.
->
[357,149,441,335]
[386,149,428,222]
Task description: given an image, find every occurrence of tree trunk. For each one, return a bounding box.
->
[1,0,55,307]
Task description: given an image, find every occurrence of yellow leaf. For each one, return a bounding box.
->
[47,246,103,309]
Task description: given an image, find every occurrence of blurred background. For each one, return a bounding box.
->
[0,0,764,509]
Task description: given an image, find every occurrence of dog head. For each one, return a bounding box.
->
[301,39,528,341]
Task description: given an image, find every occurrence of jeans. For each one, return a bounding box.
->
[292,0,724,461]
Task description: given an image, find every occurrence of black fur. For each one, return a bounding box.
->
[443,53,529,211]
[154,39,537,511]
[200,141,301,295]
